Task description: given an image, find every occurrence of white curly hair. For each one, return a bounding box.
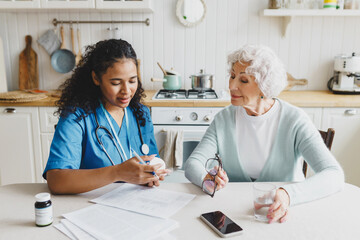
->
[227,44,287,99]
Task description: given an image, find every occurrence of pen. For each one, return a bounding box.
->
[132,150,159,179]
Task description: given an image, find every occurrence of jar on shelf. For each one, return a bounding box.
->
[268,0,287,9]
[344,0,359,9]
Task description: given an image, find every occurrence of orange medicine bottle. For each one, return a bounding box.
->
[34,193,53,227]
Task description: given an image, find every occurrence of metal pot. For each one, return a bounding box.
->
[190,69,214,90]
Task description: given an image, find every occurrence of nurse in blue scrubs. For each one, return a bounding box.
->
[43,39,169,194]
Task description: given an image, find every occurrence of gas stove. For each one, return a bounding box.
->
[153,89,219,100]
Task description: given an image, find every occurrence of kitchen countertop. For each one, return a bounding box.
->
[0,90,360,108]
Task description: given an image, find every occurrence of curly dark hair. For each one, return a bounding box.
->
[55,39,147,126]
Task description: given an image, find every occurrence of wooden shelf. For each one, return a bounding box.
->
[263,9,360,16]
[262,9,360,37]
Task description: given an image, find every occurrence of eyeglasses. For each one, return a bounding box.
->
[202,154,223,198]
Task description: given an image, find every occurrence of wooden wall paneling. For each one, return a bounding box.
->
[342,17,357,54]
[317,16,335,90]
[122,13,133,48]
[173,12,185,89]
[294,17,312,90]
[226,0,238,60]
[0,13,11,91]
[205,0,217,88]
[142,12,154,90]
[215,0,227,90]
[184,27,196,90]
[132,13,144,87]
[247,0,260,45]
[152,0,164,90]
[287,17,302,87]
[35,13,49,90]
[308,17,323,90]
[7,13,20,91]
[163,0,175,73]
[195,16,206,81]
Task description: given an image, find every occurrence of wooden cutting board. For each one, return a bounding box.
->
[284,72,308,90]
[19,35,39,90]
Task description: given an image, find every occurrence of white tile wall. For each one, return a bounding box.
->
[1,0,360,91]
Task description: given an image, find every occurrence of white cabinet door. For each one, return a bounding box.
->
[40,0,95,9]
[0,107,42,185]
[322,108,360,187]
[301,107,322,129]
[95,0,153,11]
[39,107,58,133]
[0,0,40,8]
[40,133,54,181]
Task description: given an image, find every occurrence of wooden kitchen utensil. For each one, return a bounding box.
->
[285,72,308,90]
[19,35,39,90]
[70,26,76,55]
[157,62,167,76]
[75,28,82,66]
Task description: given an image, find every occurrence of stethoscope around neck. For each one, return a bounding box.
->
[94,106,150,166]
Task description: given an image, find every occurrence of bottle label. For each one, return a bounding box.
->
[35,206,53,226]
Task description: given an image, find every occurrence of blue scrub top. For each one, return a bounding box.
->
[43,104,159,179]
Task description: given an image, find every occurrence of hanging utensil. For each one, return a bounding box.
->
[75,27,82,66]
[19,35,39,90]
[70,25,76,55]
[50,26,76,74]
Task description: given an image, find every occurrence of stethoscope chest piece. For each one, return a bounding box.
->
[141,144,150,155]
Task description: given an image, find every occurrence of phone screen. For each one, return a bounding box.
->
[201,211,243,235]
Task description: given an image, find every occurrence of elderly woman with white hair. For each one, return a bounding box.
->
[184,44,344,224]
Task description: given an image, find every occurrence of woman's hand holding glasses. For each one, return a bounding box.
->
[202,154,229,197]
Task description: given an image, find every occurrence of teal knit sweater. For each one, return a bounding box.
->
[184,99,344,206]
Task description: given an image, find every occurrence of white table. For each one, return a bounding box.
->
[0,182,359,240]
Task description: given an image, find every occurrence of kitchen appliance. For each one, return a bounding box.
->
[190,69,214,90]
[153,89,219,100]
[152,107,222,182]
[328,52,360,94]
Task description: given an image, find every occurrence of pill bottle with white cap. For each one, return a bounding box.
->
[34,192,53,227]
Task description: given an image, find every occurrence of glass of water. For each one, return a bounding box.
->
[253,183,276,222]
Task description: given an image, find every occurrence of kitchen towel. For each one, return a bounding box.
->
[160,130,183,169]
[37,29,61,56]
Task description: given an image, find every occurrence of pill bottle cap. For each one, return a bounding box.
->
[35,192,51,202]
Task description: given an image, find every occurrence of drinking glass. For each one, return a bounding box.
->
[253,183,276,222]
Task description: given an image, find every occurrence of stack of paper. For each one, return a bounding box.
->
[55,184,195,240]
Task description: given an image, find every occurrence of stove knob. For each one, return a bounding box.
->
[190,112,198,121]
[204,115,211,122]
[175,115,183,122]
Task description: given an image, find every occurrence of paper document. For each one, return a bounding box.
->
[91,183,196,218]
[54,222,76,240]
[61,219,96,240]
[63,204,178,240]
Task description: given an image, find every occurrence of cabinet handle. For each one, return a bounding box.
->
[344,109,357,115]
[4,108,16,113]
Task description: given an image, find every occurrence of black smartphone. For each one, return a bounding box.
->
[200,211,243,238]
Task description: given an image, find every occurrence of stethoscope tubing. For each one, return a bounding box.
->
[94,104,148,166]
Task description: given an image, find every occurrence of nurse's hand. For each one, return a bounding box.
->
[115,155,170,186]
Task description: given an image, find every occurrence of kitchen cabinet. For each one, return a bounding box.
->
[322,107,360,187]
[301,107,360,186]
[40,0,95,9]
[0,0,152,11]
[0,107,42,185]
[0,106,57,186]
[0,0,40,9]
